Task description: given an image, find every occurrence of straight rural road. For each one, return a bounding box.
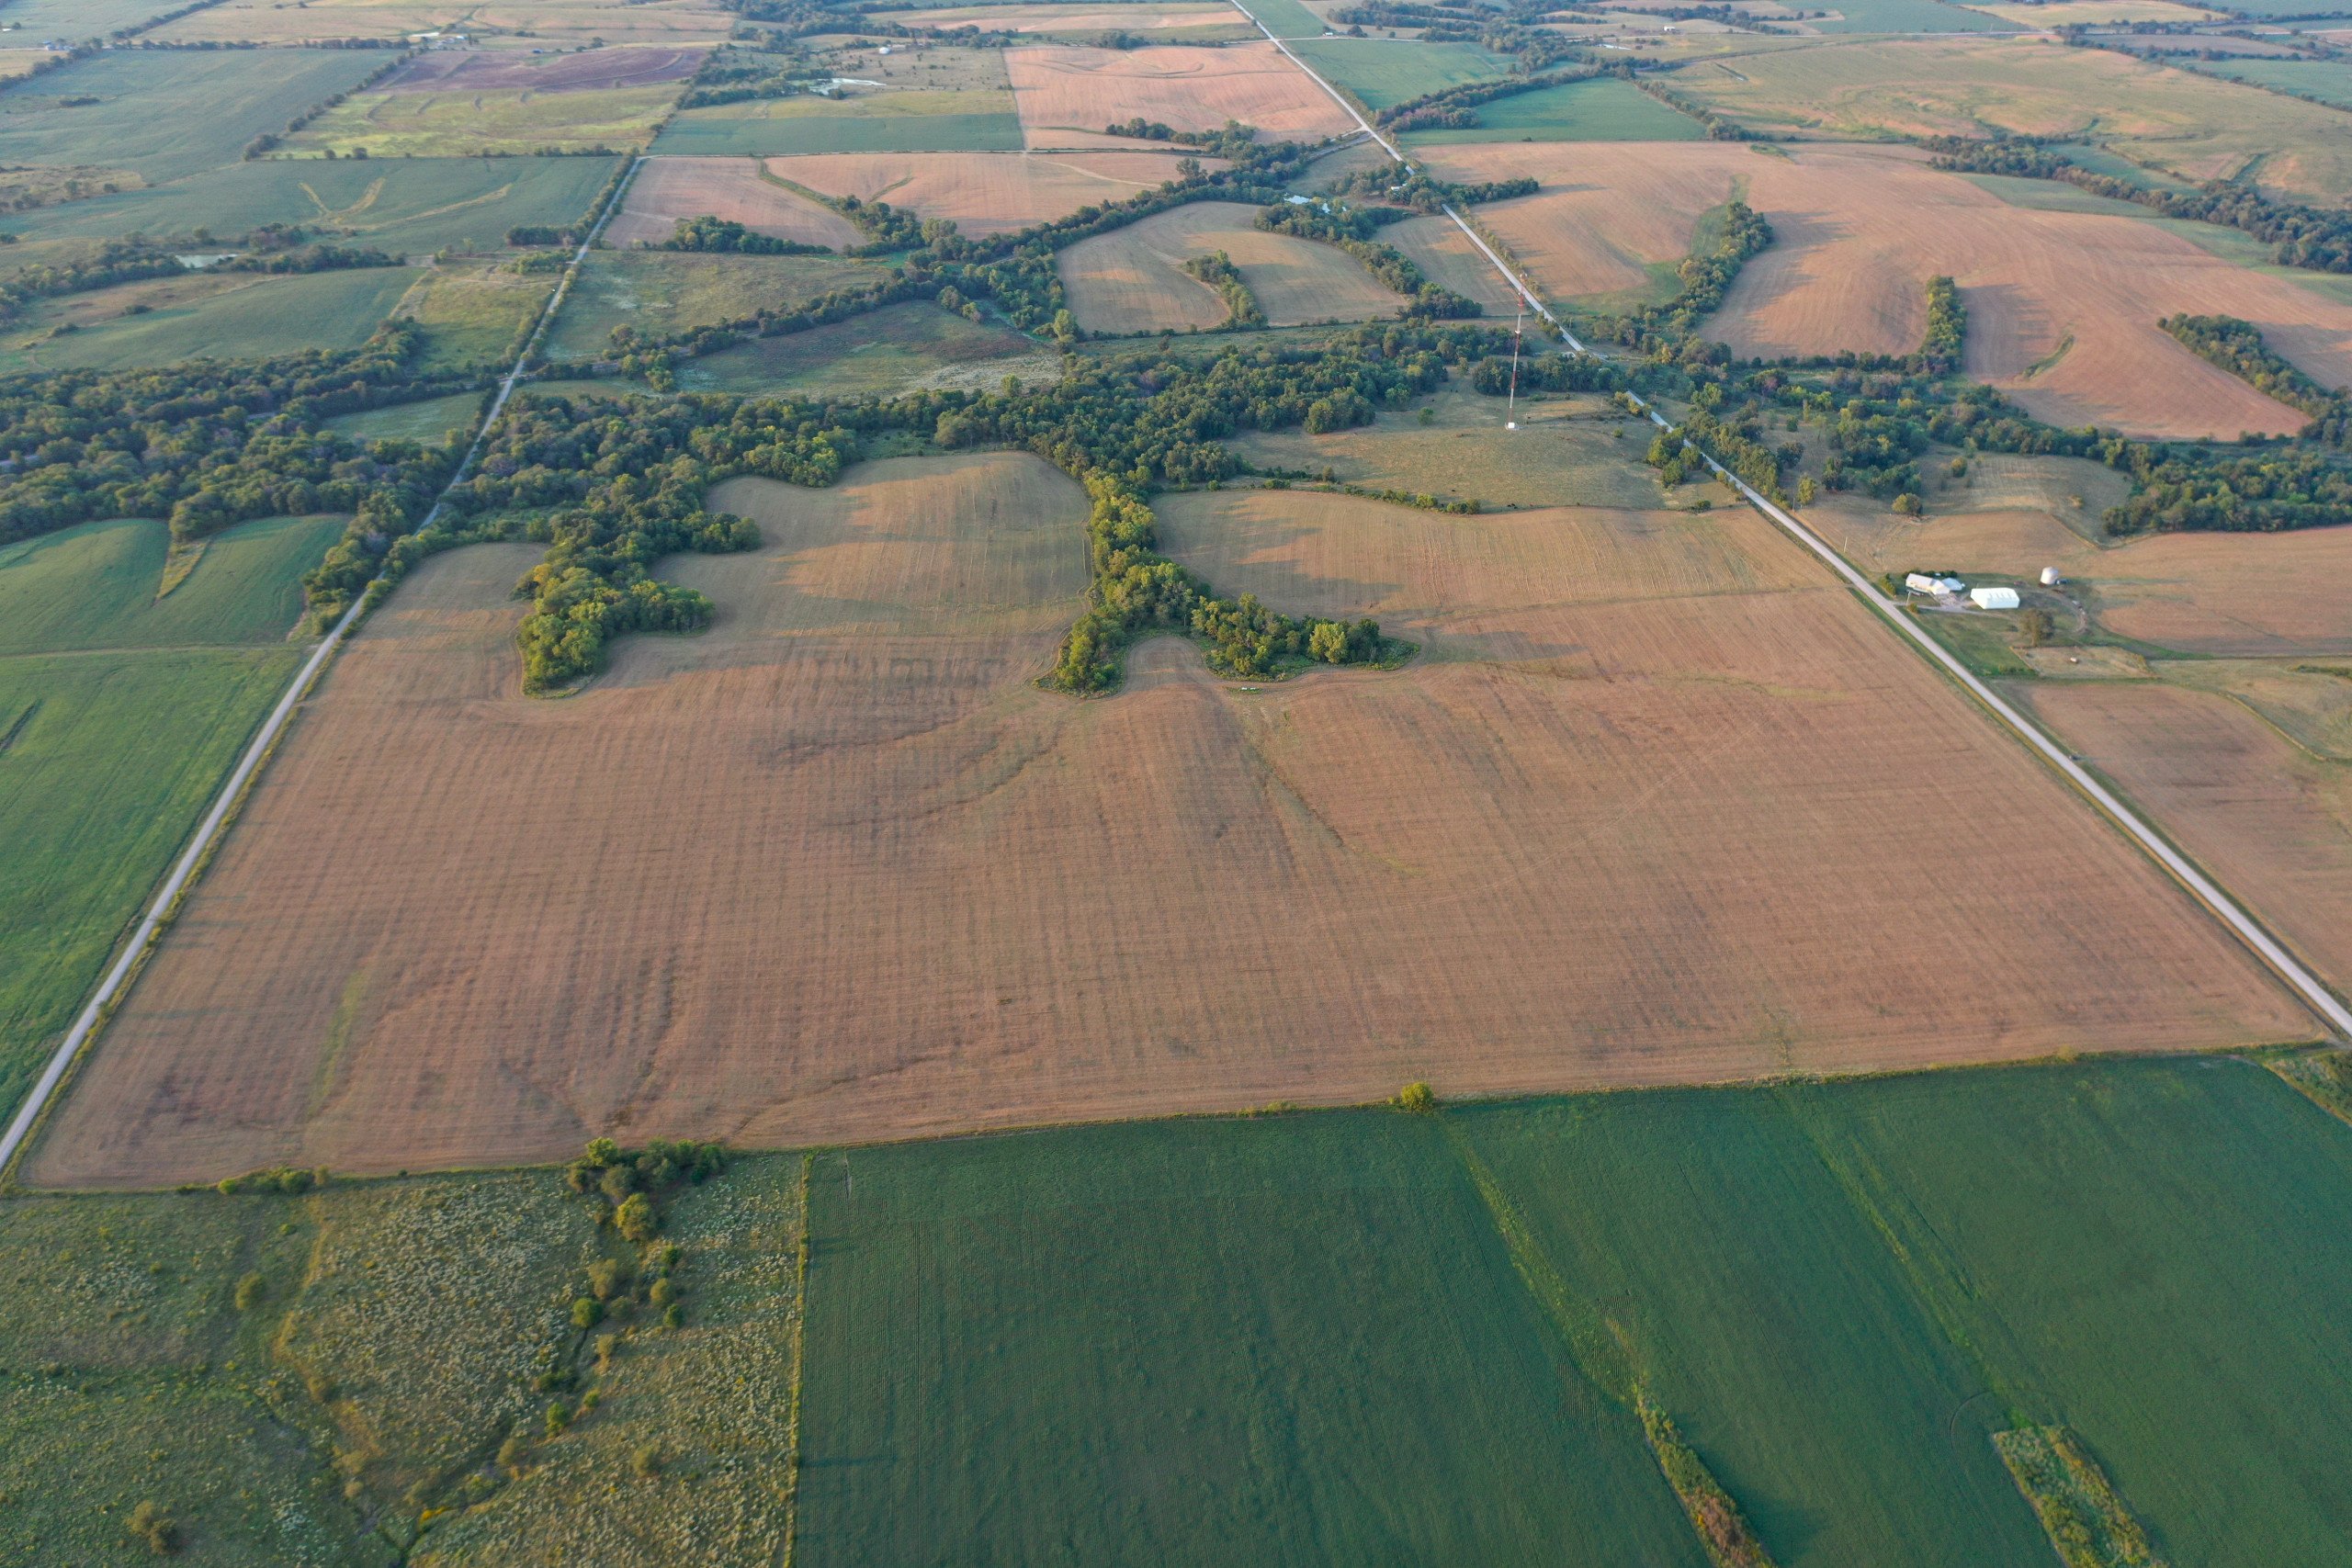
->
[0,158,648,1178]
[1238,6,2352,1041]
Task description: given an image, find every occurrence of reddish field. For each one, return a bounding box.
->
[1005,42,1359,144]
[2011,678,2352,998]
[605,155,864,249]
[382,44,710,93]
[29,456,2308,1188]
[1423,140,2352,440]
[761,149,1212,236]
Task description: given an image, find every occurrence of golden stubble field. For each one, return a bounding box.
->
[1057,200,1405,331]
[30,453,2312,1188]
[1423,140,2352,439]
[1005,42,1360,144]
[757,149,1214,236]
[605,156,864,250]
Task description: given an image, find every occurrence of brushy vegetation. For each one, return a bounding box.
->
[2159,312,2351,444]
[1993,1427,2168,1568]
[1182,250,1266,328]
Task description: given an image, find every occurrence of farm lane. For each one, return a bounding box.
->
[1233,1,2350,1041]
[0,156,652,1179]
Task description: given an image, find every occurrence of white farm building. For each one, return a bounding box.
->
[1971,586,2021,610]
[1905,572,1966,596]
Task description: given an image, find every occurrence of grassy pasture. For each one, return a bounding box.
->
[281,85,679,158]
[1234,0,1326,33]
[1967,0,2220,19]
[0,156,621,255]
[0,513,339,1122]
[676,299,1055,394]
[796,1113,1706,1566]
[158,0,735,47]
[392,262,556,372]
[324,389,486,446]
[0,0,190,39]
[0,265,421,374]
[1812,0,2009,26]
[1403,74,1706,142]
[541,250,888,362]
[0,50,385,184]
[2199,54,2352,108]
[1283,37,1512,110]
[654,97,1026,155]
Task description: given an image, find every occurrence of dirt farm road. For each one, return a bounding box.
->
[1237,4,2352,1042]
[0,158,650,1178]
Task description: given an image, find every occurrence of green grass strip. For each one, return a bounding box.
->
[782,1150,813,1567]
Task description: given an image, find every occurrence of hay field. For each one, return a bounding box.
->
[1968,0,2222,20]
[280,84,679,157]
[381,44,710,93]
[1005,42,1359,143]
[756,149,1210,235]
[875,1,1251,32]
[1057,199,1403,331]
[1384,214,1526,314]
[0,266,421,375]
[157,0,733,46]
[31,455,2314,1188]
[1421,140,2352,439]
[605,155,862,249]
[654,94,1025,156]
[1283,38,1513,111]
[1666,36,2352,203]
[541,251,888,360]
[2013,679,2352,994]
[676,299,1055,396]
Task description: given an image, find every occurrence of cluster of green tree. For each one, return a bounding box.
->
[1417,13,1583,71]
[1255,473,1485,513]
[1329,1,1491,26]
[659,214,831,255]
[243,47,416,159]
[0,320,457,561]
[1630,76,1753,141]
[679,45,826,107]
[1464,348,1638,398]
[2160,312,2352,444]
[1646,395,1799,502]
[1921,136,2352,274]
[1377,67,1600,132]
[1254,202,1482,317]
[0,240,188,322]
[217,242,401,274]
[1582,201,1771,355]
[1919,275,1964,375]
[1183,251,1267,327]
[1102,118,1259,156]
[1325,162,1540,215]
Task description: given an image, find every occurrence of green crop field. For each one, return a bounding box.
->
[0,513,338,1123]
[393,263,556,373]
[1404,75,1707,143]
[1818,0,2010,28]
[653,96,1025,155]
[1283,38,1514,111]
[325,389,486,446]
[0,156,622,256]
[2200,55,2352,109]
[1233,0,1325,37]
[281,85,680,159]
[676,299,1050,396]
[0,0,189,39]
[0,50,385,183]
[543,251,888,363]
[0,265,420,374]
[796,1113,1706,1566]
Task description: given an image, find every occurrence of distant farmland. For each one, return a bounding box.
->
[1057,199,1404,331]
[29,455,2311,1187]
[605,156,865,250]
[281,85,680,157]
[754,148,1212,236]
[540,251,888,361]
[0,267,420,375]
[1006,42,1360,142]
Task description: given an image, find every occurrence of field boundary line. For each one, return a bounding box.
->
[0,156,648,1182]
[1231,0,2351,1040]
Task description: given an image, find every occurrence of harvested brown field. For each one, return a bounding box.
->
[159,0,733,47]
[760,149,1213,235]
[380,44,711,94]
[1005,43,1359,144]
[1422,140,2352,439]
[1056,199,1404,331]
[605,155,863,249]
[2012,678,2352,997]
[876,2,1248,31]
[1383,213,1526,316]
[29,456,2311,1188]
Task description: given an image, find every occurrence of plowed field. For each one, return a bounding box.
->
[1421,140,2352,439]
[1057,199,1402,331]
[2011,679,2352,995]
[30,457,2309,1188]
[605,155,863,249]
[760,149,1213,235]
[1005,42,1358,144]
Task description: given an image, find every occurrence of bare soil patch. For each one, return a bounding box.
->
[1005,42,1359,144]
[605,155,863,249]
[1057,199,1403,332]
[760,149,1213,236]
[381,44,711,94]
[1421,140,2352,440]
[2012,678,2352,998]
[30,457,2308,1187]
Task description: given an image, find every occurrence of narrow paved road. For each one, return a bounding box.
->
[1235,8,2352,1039]
[0,158,648,1177]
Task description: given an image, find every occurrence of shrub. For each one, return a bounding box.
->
[632,1444,662,1479]
[571,1296,604,1329]
[545,1402,571,1437]
[615,1193,657,1243]
[496,1431,530,1472]
[127,1501,180,1555]
[1395,1081,1436,1114]
[587,1257,631,1300]
[232,1271,266,1311]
